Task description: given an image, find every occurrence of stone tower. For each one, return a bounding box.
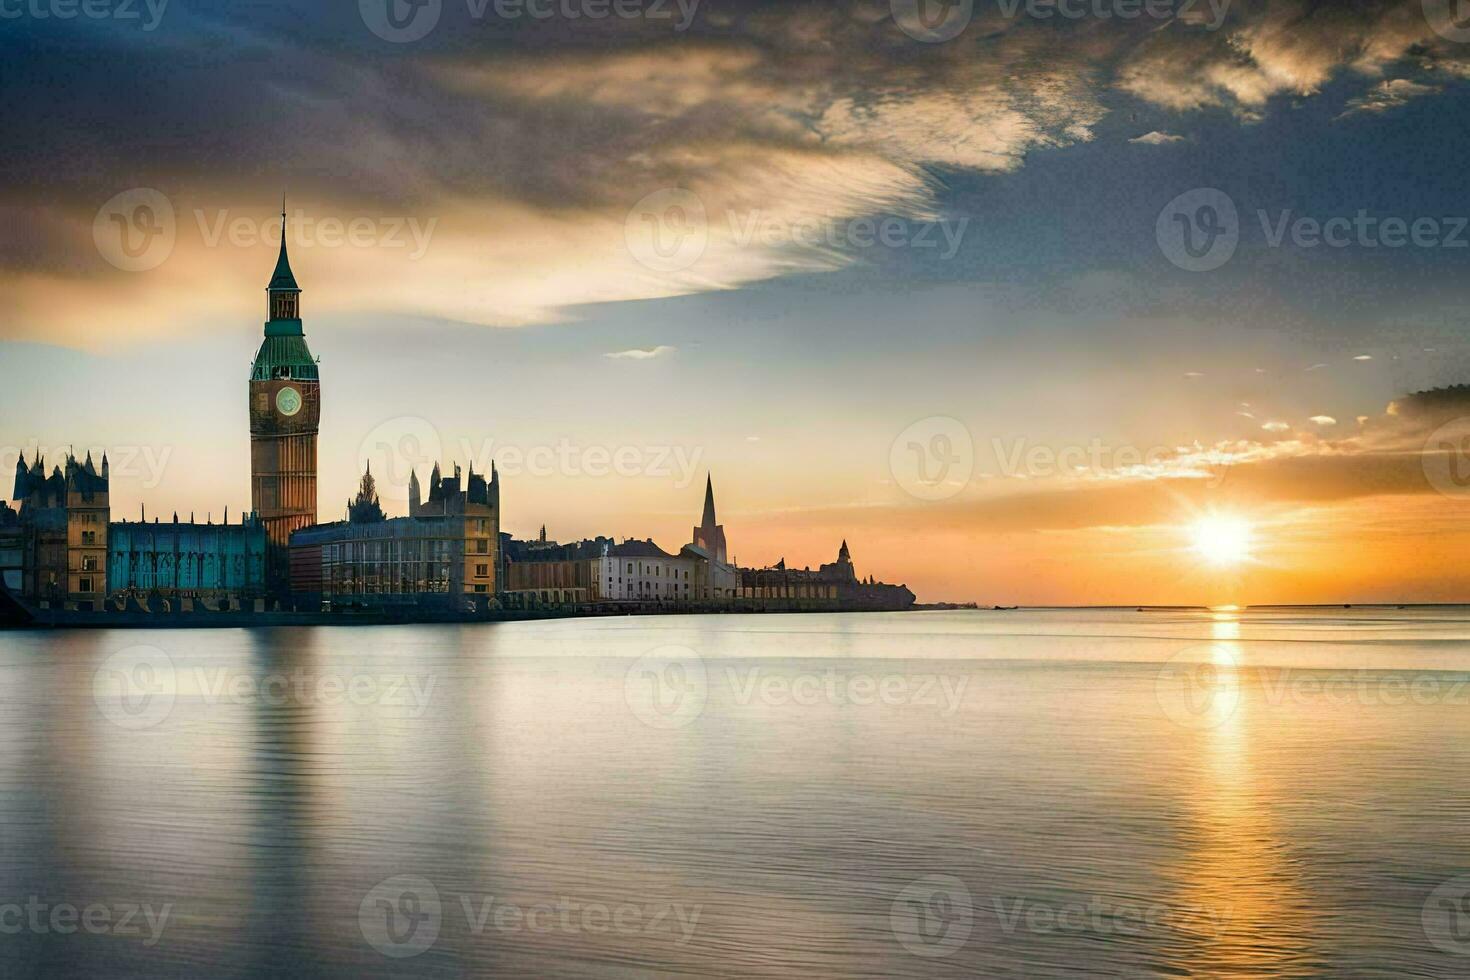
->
[249,208,320,592]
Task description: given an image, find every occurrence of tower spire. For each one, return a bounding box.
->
[691,471,728,564]
[701,473,717,527]
[266,199,301,324]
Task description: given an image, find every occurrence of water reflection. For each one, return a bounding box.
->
[1173,609,1318,975]
[1,609,1468,977]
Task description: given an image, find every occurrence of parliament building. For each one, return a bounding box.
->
[0,211,913,618]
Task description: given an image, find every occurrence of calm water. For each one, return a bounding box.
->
[3,608,1470,978]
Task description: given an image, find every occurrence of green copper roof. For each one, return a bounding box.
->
[268,230,299,292]
[251,334,319,381]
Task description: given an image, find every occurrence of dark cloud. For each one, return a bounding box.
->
[2,0,1466,340]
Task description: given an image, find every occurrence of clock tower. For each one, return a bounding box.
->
[249,209,320,594]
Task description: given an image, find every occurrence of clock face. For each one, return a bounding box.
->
[276,386,303,417]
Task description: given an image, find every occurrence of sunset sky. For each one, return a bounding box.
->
[4,0,1470,604]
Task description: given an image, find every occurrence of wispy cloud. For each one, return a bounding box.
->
[1338,78,1440,118]
[1129,130,1187,145]
[605,345,677,360]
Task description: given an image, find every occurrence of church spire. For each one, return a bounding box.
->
[701,473,717,528]
[267,201,301,322]
[690,472,728,564]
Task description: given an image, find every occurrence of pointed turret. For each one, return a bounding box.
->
[408,468,421,514]
[690,471,728,564]
[349,464,385,524]
[13,451,26,501]
[269,205,300,290]
[838,539,851,563]
[264,203,304,328]
[701,473,717,528]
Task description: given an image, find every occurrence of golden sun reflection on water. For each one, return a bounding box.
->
[1171,609,1318,975]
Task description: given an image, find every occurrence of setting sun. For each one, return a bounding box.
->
[1192,515,1254,567]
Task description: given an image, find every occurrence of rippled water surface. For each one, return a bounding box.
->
[4,608,1470,977]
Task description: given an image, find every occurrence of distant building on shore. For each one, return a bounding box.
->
[7,450,265,610]
[109,513,267,604]
[497,477,908,611]
[739,540,915,610]
[289,461,501,610]
[11,452,109,606]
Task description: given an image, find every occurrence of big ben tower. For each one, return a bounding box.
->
[249,209,320,593]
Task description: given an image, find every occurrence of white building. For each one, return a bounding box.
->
[595,539,696,602]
